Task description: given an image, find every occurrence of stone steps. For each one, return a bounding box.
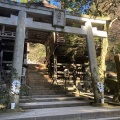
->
[28,91,66,96]
[2,64,120,120]
[28,78,47,81]
[27,63,56,96]
[29,88,50,91]
[29,91,56,95]
[19,99,89,109]
[20,95,66,99]
[89,117,120,120]
[20,64,88,111]
[29,83,50,85]
[28,80,50,82]
[1,106,120,120]
[19,96,82,103]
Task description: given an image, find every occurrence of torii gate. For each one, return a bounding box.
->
[0,0,108,108]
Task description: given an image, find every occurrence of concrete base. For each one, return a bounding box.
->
[0,106,120,120]
[91,102,108,107]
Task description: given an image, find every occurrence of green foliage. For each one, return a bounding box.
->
[20,84,31,96]
[0,68,19,110]
[61,0,89,13]
[2,68,18,85]
[91,0,119,17]
[26,0,120,18]
[28,43,46,63]
[106,38,120,72]
[57,34,87,61]
[61,0,120,18]
[0,83,10,110]
[104,78,118,94]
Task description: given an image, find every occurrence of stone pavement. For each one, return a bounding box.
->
[0,105,120,120]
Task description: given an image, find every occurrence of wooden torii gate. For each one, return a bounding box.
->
[0,0,108,108]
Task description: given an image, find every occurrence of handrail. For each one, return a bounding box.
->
[0,31,16,37]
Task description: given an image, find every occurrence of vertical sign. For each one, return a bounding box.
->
[53,9,66,27]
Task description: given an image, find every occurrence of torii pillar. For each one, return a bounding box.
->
[12,11,26,108]
[85,21,104,104]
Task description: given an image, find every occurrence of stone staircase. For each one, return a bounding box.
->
[19,95,89,109]
[12,64,120,120]
[27,64,57,95]
[20,64,89,110]
[26,64,77,96]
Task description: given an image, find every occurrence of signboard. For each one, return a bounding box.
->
[11,80,21,95]
[53,9,66,27]
[97,82,104,92]
[64,69,69,78]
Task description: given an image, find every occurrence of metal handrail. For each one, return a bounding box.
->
[0,31,16,37]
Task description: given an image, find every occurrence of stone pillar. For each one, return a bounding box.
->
[12,11,26,108]
[85,21,104,104]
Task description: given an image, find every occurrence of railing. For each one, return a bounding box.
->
[0,31,16,37]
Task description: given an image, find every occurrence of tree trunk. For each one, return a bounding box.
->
[99,38,108,82]
[113,54,120,102]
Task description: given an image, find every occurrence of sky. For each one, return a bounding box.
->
[11,0,91,14]
[50,0,61,8]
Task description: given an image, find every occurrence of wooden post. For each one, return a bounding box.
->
[113,54,120,102]
[2,25,5,33]
[53,32,57,83]
[53,55,57,82]
[11,11,26,108]
[115,54,120,87]
[85,21,103,103]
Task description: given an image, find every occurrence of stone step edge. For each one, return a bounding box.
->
[20,94,66,98]
[10,111,120,120]
[20,101,89,109]
[19,97,83,102]
[89,116,120,120]
[1,106,120,120]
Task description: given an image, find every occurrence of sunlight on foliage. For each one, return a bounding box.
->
[28,43,46,63]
